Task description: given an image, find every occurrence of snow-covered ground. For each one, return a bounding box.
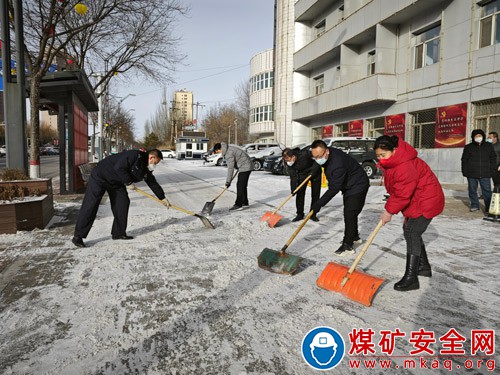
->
[0,159,499,374]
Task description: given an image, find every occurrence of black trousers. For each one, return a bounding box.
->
[292,175,321,215]
[403,216,432,256]
[74,174,130,238]
[235,171,251,206]
[342,188,368,245]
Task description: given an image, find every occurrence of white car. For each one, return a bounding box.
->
[204,153,225,166]
[161,149,176,158]
[0,145,6,157]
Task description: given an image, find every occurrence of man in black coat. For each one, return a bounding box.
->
[487,131,500,187]
[461,129,496,212]
[310,140,370,256]
[282,147,322,222]
[72,149,167,247]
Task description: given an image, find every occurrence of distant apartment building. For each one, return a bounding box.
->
[249,49,275,143]
[172,90,193,131]
[290,0,500,183]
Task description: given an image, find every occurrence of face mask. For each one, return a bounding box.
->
[474,137,483,143]
[486,138,493,143]
[147,163,156,171]
[286,160,295,166]
[315,158,327,166]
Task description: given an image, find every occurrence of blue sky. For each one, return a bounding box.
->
[115,0,275,139]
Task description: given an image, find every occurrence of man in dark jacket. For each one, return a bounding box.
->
[282,147,322,222]
[487,131,500,187]
[461,129,496,212]
[310,140,370,256]
[214,142,253,211]
[72,149,167,247]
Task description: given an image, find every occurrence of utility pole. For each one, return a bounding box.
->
[192,101,206,131]
[234,119,238,145]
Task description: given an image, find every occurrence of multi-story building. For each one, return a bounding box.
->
[291,0,500,183]
[172,89,193,133]
[249,49,275,142]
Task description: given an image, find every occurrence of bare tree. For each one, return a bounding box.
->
[233,79,252,144]
[12,0,188,177]
[144,90,170,146]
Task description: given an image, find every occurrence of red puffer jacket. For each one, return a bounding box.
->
[379,141,445,219]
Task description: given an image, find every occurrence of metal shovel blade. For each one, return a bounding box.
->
[257,248,304,275]
[316,262,385,307]
[202,201,215,215]
[194,214,216,229]
[260,212,283,228]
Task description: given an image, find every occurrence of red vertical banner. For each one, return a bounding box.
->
[348,120,363,137]
[322,125,333,138]
[435,103,467,148]
[384,114,406,140]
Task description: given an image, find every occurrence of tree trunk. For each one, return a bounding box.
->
[29,77,42,178]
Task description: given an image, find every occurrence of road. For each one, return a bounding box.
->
[0,155,60,179]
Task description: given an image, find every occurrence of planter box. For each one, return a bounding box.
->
[0,179,54,234]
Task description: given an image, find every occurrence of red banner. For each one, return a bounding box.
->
[348,120,363,137]
[435,103,467,148]
[384,114,406,140]
[322,125,333,138]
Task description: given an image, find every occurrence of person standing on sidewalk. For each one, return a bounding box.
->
[461,129,497,212]
[213,142,252,211]
[487,131,500,187]
[72,149,168,248]
[282,147,322,222]
[310,140,370,256]
[375,135,444,292]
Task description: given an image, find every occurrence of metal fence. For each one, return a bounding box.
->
[410,109,436,148]
[472,99,500,134]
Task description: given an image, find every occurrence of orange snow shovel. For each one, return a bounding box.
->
[257,210,314,275]
[260,175,312,228]
[316,220,385,307]
[133,187,215,229]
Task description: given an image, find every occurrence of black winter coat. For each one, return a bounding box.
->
[288,148,322,181]
[92,150,165,199]
[316,147,369,208]
[461,142,496,179]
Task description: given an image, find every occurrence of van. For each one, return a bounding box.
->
[322,137,378,178]
[241,143,280,155]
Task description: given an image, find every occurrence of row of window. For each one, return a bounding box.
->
[250,71,274,93]
[250,105,274,123]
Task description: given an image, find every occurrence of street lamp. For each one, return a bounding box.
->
[118,93,136,105]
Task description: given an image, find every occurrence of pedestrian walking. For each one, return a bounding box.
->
[213,142,252,211]
[487,131,500,187]
[282,147,322,222]
[72,149,168,247]
[461,129,497,212]
[310,140,370,256]
[375,135,444,291]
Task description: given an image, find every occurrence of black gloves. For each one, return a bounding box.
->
[225,182,231,188]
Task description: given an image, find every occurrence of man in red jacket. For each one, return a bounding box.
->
[375,136,444,292]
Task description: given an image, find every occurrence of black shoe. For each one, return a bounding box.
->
[112,235,134,240]
[394,254,420,291]
[310,215,319,222]
[292,214,304,222]
[229,205,243,211]
[335,243,355,257]
[72,236,86,248]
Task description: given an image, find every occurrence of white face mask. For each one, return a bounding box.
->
[486,138,493,143]
[315,158,327,166]
[286,160,295,166]
[475,137,483,143]
[147,163,156,171]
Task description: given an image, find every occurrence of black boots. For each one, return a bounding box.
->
[394,254,420,291]
[418,246,432,277]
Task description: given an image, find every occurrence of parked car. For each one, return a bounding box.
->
[241,142,281,155]
[323,137,379,178]
[0,145,6,157]
[161,149,176,158]
[250,146,283,171]
[262,144,310,175]
[204,152,226,166]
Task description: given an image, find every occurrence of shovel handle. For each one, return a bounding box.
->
[212,171,239,203]
[134,187,197,216]
[346,220,384,276]
[280,210,314,254]
[271,175,312,215]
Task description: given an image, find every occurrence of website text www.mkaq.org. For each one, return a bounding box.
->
[347,356,496,372]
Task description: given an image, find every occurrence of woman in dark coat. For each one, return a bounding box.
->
[375,136,445,291]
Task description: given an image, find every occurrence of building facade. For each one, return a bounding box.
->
[172,90,194,135]
[249,49,275,142]
[291,0,500,183]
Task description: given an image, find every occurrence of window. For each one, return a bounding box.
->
[473,98,500,134]
[414,25,441,69]
[250,71,274,93]
[367,50,376,76]
[335,123,349,137]
[410,110,436,148]
[315,20,326,39]
[186,143,192,150]
[479,0,500,48]
[367,118,385,138]
[314,75,324,95]
[250,105,274,123]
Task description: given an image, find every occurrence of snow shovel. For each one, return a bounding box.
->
[260,175,312,228]
[316,220,385,307]
[133,187,215,229]
[257,210,314,275]
[201,171,238,215]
